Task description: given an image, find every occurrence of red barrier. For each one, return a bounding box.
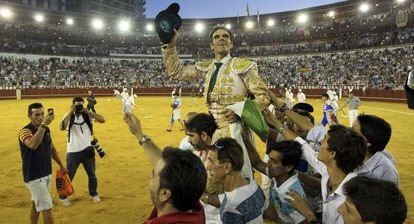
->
[0,88,407,103]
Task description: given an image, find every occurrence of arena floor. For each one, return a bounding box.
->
[0,96,413,223]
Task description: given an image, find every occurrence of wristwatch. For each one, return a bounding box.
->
[139,135,151,145]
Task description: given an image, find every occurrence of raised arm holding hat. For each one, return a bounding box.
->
[156,4,271,181]
[154,3,182,45]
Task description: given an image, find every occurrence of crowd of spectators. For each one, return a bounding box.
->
[0,2,413,90]
[258,45,412,90]
[1,5,413,57]
[2,26,414,59]
[1,45,411,90]
[0,57,186,89]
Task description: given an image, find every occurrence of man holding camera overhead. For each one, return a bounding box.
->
[59,97,105,206]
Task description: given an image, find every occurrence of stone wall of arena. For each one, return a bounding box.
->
[0,88,407,103]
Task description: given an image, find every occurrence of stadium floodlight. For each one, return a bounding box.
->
[0,7,13,19]
[91,18,104,30]
[245,20,254,29]
[225,23,232,30]
[34,13,44,23]
[118,19,130,32]
[267,18,275,27]
[66,18,74,25]
[297,13,309,24]
[146,23,154,32]
[327,11,336,18]
[359,3,370,13]
[194,22,205,33]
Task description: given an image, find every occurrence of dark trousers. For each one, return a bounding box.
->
[60,149,98,199]
[87,105,96,113]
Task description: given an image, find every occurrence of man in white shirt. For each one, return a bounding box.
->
[326,89,335,100]
[353,114,399,186]
[59,97,106,206]
[285,88,294,109]
[263,111,366,224]
[120,88,130,113]
[297,89,306,103]
[124,94,136,113]
[294,125,366,224]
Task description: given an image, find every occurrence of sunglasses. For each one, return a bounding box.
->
[214,141,235,166]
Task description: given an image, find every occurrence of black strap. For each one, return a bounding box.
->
[68,112,93,143]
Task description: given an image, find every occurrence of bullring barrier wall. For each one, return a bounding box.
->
[0,88,407,103]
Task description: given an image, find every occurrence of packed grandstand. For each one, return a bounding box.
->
[0,0,412,90]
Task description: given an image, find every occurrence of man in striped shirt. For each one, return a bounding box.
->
[205,138,266,223]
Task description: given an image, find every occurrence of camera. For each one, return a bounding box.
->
[91,137,106,158]
[75,104,84,113]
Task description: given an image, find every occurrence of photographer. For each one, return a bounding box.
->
[59,97,105,206]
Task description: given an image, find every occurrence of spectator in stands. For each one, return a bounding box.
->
[1,45,412,90]
[123,112,207,223]
[18,102,66,224]
[339,176,407,224]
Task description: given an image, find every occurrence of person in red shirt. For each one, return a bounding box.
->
[123,113,207,224]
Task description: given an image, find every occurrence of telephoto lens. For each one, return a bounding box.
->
[91,138,106,158]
